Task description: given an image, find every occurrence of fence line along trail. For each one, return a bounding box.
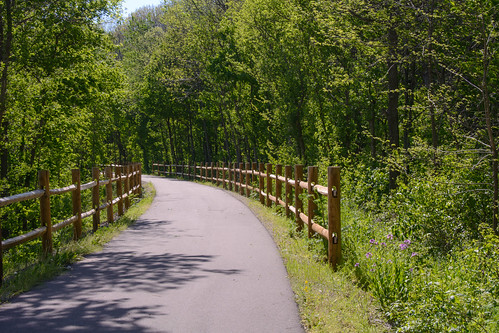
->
[0,175,304,333]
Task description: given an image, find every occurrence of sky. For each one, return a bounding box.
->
[121,0,164,17]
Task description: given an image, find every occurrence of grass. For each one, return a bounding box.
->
[0,182,155,302]
[230,192,391,332]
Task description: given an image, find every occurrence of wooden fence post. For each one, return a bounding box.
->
[209,162,213,184]
[39,170,53,256]
[239,163,244,195]
[221,162,226,189]
[259,163,265,205]
[276,164,282,206]
[124,165,130,210]
[252,162,257,194]
[246,162,251,197]
[138,163,142,197]
[328,166,341,268]
[285,165,292,217]
[135,163,139,194]
[308,166,319,238]
[216,162,220,186]
[92,167,101,231]
[116,166,124,216]
[228,162,233,191]
[266,163,272,207]
[294,165,304,231]
[235,162,238,192]
[130,164,135,195]
[135,163,139,193]
[105,166,114,224]
[72,169,82,240]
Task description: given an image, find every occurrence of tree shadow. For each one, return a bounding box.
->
[0,239,241,332]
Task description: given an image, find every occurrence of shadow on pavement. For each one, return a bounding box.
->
[0,219,241,332]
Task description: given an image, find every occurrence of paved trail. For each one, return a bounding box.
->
[0,176,304,332]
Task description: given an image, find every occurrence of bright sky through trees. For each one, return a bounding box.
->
[121,0,163,16]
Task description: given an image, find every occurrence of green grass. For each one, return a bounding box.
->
[0,182,155,302]
[232,193,390,332]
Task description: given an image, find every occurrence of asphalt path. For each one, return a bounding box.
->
[0,175,304,332]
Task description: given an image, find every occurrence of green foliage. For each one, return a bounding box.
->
[397,225,499,332]
[353,235,417,309]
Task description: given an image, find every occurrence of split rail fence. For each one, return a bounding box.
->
[152,162,341,267]
[0,163,142,286]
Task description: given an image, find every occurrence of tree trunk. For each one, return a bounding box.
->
[387,25,400,189]
[427,1,438,157]
[481,16,498,234]
[0,1,13,182]
[166,117,177,164]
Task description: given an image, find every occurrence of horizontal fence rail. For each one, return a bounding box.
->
[0,163,142,286]
[153,162,341,267]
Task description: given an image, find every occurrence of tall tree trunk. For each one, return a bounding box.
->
[481,16,498,234]
[387,25,400,189]
[427,0,438,157]
[166,117,177,164]
[219,103,232,162]
[0,0,13,183]
[159,122,169,162]
[202,119,211,162]
[369,94,377,159]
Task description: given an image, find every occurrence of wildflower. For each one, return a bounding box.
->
[399,243,408,250]
[381,242,387,246]
[370,268,375,272]
[386,234,394,240]
[366,252,372,258]
[404,239,411,245]
[354,263,360,267]
[387,259,392,264]
[409,268,414,272]
[369,239,378,245]
[411,252,417,257]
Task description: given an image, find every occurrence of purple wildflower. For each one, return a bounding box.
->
[366,252,373,258]
[369,239,377,245]
[399,243,408,250]
[387,259,393,264]
[381,242,387,246]
[387,234,394,240]
[404,239,411,245]
[355,263,360,267]
[411,252,417,257]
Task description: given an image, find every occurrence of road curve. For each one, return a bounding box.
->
[0,175,304,332]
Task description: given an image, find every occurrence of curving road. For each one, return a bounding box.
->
[0,175,304,332]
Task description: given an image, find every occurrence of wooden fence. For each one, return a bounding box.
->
[152,162,341,267]
[0,163,142,286]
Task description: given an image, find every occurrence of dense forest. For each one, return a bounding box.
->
[0,0,498,331]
